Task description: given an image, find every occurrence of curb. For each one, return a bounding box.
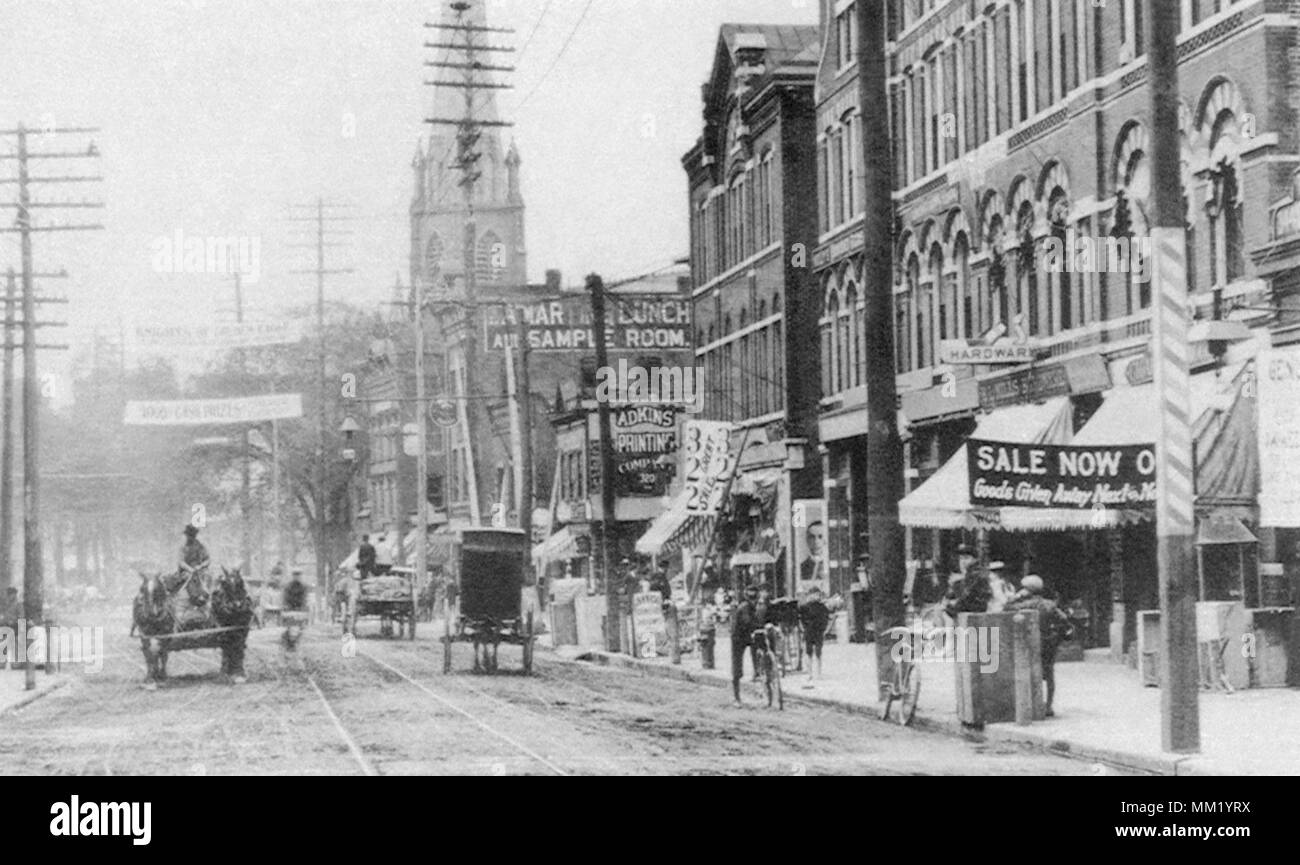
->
[555,647,1195,776]
[0,675,69,715]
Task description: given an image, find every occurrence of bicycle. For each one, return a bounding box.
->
[750,624,784,710]
[881,624,921,726]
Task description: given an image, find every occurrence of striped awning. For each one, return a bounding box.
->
[636,490,717,558]
[532,526,581,569]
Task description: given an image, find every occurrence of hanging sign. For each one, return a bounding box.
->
[966,438,1157,510]
[124,394,304,426]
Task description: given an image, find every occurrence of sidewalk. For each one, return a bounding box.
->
[0,667,68,714]
[551,633,1300,776]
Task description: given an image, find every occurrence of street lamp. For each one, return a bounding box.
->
[339,416,360,463]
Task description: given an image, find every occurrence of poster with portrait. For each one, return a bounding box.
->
[793,499,828,595]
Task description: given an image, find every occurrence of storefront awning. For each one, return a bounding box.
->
[899,398,1075,531]
[636,490,717,558]
[400,525,455,569]
[532,526,580,569]
[1197,513,1258,545]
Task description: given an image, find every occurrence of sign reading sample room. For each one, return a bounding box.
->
[482,296,691,353]
[1257,347,1300,526]
[966,438,1157,510]
[125,394,304,426]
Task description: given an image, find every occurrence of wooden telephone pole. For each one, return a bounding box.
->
[289,200,354,603]
[586,274,620,652]
[0,123,99,689]
[857,2,906,699]
[1147,0,1200,753]
[424,0,515,527]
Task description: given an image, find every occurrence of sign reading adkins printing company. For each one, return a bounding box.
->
[966,438,1157,510]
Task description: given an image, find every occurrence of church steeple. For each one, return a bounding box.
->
[412,0,526,295]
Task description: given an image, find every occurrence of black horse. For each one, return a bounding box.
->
[212,567,255,682]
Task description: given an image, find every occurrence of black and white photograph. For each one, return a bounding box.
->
[0,0,1290,828]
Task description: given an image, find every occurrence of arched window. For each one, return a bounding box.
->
[953,234,972,339]
[822,290,838,396]
[912,257,929,370]
[1016,204,1037,335]
[845,282,863,387]
[475,230,504,284]
[931,244,948,348]
[1048,192,1071,331]
[837,290,851,392]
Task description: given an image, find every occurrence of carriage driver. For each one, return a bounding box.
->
[179,524,211,584]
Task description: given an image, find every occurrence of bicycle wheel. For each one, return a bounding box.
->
[763,653,775,707]
[897,660,921,727]
[771,651,783,710]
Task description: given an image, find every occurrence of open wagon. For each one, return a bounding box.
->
[132,567,256,687]
[345,567,418,640]
[441,528,534,675]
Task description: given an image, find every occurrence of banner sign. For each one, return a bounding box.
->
[631,591,667,659]
[966,438,1157,510]
[1258,348,1300,526]
[605,405,680,498]
[133,321,303,351]
[683,420,735,514]
[483,295,691,353]
[125,394,304,426]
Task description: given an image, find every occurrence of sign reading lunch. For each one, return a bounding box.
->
[483,296,691,353]
[966,438,1157,510]
[124,394,304,426]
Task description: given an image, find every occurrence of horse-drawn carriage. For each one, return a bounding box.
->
[441,528,534,675]
[342,567,418,639]
[131,567,255,688]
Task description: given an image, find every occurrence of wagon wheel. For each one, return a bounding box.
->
[442,598,452,674]
[522,611,534,676]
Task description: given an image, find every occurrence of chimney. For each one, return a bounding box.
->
[545,269,562,294]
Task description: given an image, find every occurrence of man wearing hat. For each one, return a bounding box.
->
[729,584,764,705]
[1005,575,1074,717]
[944,557,992,619]
[174,524,211,594]
[987,561,1018,612]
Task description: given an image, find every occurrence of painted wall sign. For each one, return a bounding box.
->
[966,438,1157,510]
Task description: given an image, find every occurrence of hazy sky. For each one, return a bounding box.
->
[0,0,819,391]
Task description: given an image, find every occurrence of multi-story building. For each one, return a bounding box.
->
[819,0,1298,662]
[675,24,823,595]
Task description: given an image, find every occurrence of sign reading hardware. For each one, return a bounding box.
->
[483,296,691,353]
[939,339,1039,365]
[966,438,1157,510]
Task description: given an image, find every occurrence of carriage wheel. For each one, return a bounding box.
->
[442,599,452,674]
[522,611,534,676]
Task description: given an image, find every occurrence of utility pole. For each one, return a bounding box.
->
[857,1,906,700]
[414,283,430,633]
[516,316,534,579]
[1,271,14,594]
[0,124,99,689]
[289,199,353,604]
[1147,0,1200,753]
[233,272,251,574]
[586,274,621,652]
[425,0,514,526]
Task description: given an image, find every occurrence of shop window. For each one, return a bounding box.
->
[1200,544,1258,608]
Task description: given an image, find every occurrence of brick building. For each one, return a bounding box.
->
[671,24,823,595]
[817,0,1298,662]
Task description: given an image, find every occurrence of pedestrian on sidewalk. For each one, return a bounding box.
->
[1004,575,1074,717]
[987,561,1017,612]
[730,585,762,706]
[798,585,830,681]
